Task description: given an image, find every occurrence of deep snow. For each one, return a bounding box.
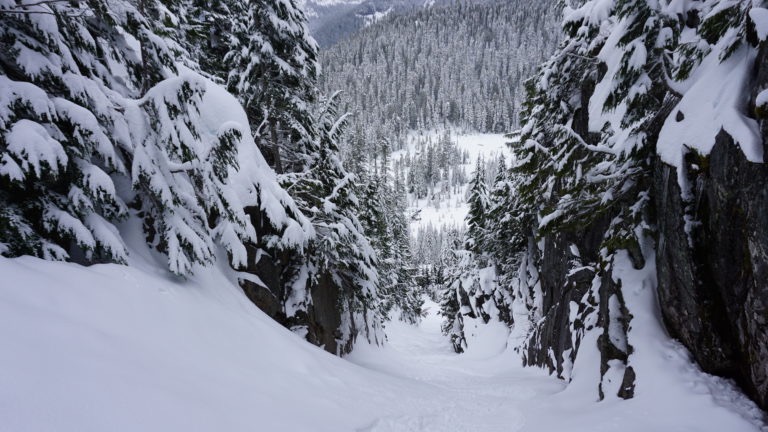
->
[1,254,766,431]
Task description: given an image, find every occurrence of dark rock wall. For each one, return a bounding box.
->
[521,216,636,400]
[523,129,768,409]
[308,272,349,355]
[655,132,768,409]
[236,207,360,356]
[239,257,286,322]
[523,233,591,376]
[652,40,768,409]
[523,45,768,409]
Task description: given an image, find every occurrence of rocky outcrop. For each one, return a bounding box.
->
[522,233,590,375]
[523,65,768,410]
[654,131,768,409]
[650,38,768,410]
[520,213,637,400]
[237,207,360,356]
[503,0,768,413]
[308,272,349,355]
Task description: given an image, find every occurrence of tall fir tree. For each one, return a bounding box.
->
[288,93,383,351]
[464,158,489,255]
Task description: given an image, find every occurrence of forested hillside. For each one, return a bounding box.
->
[318,1,560,296]
[300,0,435,46]
[320,0,560,151]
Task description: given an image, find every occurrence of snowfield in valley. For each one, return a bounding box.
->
[393,132,512,235]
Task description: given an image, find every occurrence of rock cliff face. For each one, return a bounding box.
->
[655,130,768,409]
[520,192,639,401]
[520,134,768,408]
[237,207,360,355]
[520,39,768,411]
[652,40,768,409]
[522,232,598,376]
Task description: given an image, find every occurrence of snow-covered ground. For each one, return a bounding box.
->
[393,132,512,234]
[1,255,765,431]
[352,297,767,432]
[0,255,431,432]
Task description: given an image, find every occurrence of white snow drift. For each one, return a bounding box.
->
[0,253,765,431]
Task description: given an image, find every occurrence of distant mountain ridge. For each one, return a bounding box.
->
[300,0,444,46]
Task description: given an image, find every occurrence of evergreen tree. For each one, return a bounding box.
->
[464,158,489,255]
[130,77,250,275]
[511,0,679,249]
[0,0,312,277]
[439,230,466,353]
[184,0,239,78]
[287,93,384,351]
[365,153,421,323]
[440,273,466,353]
[390,168,421,322]
[485,151,527,280]
[0,0,153,263]
[225,0,318,173]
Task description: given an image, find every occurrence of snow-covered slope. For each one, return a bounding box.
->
[0,253,412,431]
[2,255,764,431]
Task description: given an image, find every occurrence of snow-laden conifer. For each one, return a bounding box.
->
[0,0,313,277]
[285,93,384,351]
[225,0,318,173]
